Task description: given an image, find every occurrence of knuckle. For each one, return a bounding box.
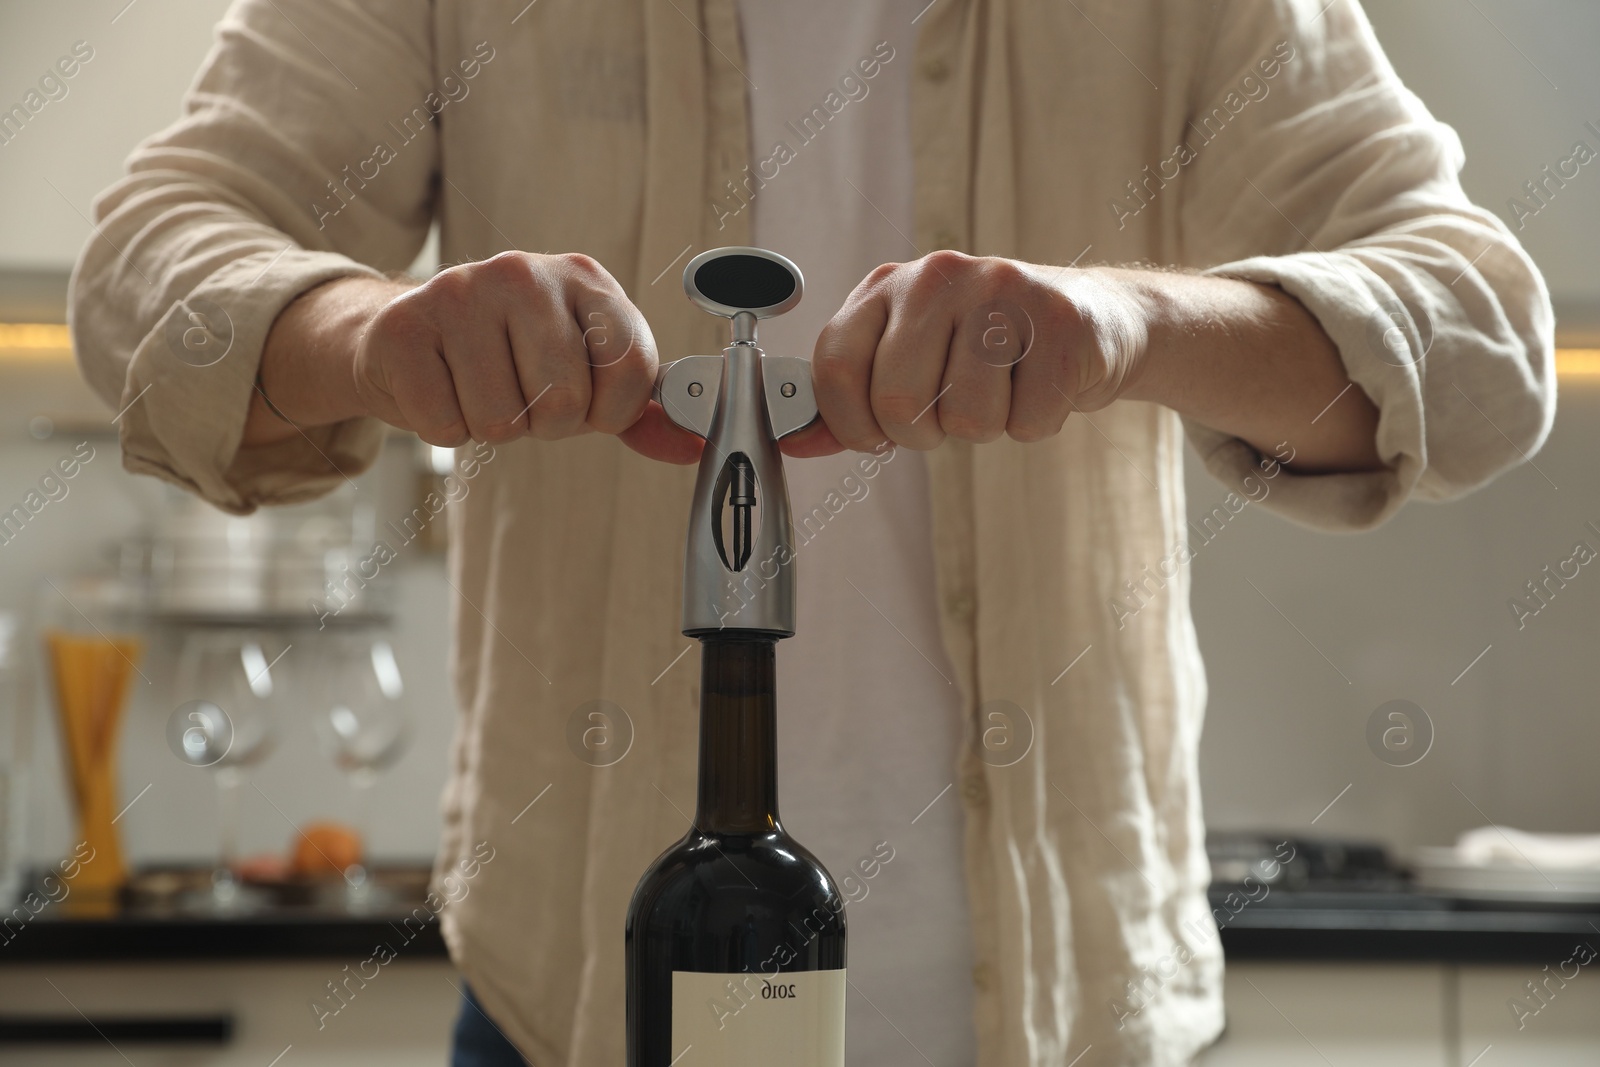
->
[558,251,607,280]
[584,313,647,369]
[625,329,659,373]
[419,421,471,448]
[976,256,1026,296]
[892,429,943,452]
[920,248,972,277]
[421,268,473,312]
[864,261,901,287]
[481,250,535,283]
[872,392,928,429]
[483,249,527,269]
[600,338,650,379]
[839,429,888,452]
[903,255,966,300]
[939,407,1003,443]
[474,415,527,444]
[811,349,858,392]
[612,351,656,397]
[1005,418,1054,444]
[533,382,589,423]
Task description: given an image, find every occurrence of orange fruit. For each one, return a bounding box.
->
[290,821,363,879]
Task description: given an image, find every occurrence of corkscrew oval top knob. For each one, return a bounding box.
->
[683,246,804,323]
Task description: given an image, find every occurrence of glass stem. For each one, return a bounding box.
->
[214,766,242,893]
[348,767,376,887]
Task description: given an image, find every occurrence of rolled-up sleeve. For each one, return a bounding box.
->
[69,0,438,514]
[1179,0,1556,530]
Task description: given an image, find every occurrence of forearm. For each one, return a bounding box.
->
[244,276,414,446]
[1112,269,1383,474]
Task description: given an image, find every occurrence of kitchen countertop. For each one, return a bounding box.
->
[2,877,1593,964]
[0,866,449,963]
[0,907,450,962]
[1211,886,1600,963]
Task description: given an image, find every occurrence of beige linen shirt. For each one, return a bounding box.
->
[71,0,1553,1063]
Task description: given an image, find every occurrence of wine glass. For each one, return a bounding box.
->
[168,627,282,911]
[306,628,412,909]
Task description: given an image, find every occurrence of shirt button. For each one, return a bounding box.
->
[961,771,988,807]
[920,56,951,83]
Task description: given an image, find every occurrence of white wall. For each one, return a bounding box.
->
[0,0,236,272]
[1364,0,1600,320]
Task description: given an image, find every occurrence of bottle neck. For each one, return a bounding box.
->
[693,635,780,834]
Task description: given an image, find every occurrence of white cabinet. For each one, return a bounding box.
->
[0,960,460,1066]
[1459,963,1600,1067]
[1201,962,1600,1066]
[1199,963,1450,1066]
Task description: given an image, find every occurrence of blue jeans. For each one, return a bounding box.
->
[451,982,530,1066]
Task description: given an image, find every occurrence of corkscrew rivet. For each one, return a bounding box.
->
[688,382,704,397]
[780,382,796,398]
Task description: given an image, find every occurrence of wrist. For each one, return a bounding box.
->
[1089,267,1172,408]
[248,275,409,444]
[1050,266,1160,410]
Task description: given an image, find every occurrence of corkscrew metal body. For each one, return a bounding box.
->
[655,247,818,637]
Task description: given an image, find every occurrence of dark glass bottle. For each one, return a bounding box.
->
[626,635,847,1066]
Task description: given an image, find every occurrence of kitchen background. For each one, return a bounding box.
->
[4,0,1595,887]
[0,1,1597,1064]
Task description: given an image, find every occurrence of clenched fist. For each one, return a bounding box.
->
[252,251,703,463]
[783,250,1150,458]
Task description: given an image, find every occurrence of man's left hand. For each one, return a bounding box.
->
[782,251,1150,457]
[782,249,1384,476]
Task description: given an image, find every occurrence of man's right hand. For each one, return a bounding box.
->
[247,251,704,464]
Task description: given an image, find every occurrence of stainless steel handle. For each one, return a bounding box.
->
[653,354,724,439]
[652,353,818,442]
[759,354,819,439]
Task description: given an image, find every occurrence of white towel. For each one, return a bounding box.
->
[1455,826,1600,869]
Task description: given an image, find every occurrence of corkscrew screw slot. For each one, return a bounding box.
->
[713,453,760,572]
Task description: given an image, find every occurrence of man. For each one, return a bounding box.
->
[71,0,1553,1063]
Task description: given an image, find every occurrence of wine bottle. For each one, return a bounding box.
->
[630,246,843,1064]
[626,635,846,1066]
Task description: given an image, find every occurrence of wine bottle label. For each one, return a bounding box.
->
[670,968,845,1066]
